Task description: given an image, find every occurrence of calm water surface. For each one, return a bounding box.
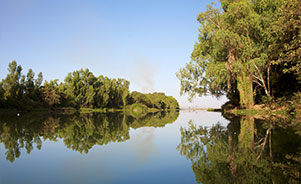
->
[0,111,299,184]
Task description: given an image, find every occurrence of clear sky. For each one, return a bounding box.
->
[0,0,227,108]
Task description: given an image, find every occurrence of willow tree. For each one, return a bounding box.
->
[62,68,97,108]
[177,0,283,108]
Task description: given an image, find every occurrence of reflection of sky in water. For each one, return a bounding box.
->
[0,111,228,184]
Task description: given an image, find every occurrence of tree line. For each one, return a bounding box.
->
[177,0,300,109]
[0,61,179,111]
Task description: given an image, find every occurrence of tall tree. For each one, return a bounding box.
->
[40,80,60,107]
[1,61,23,107]
[25,69,35,100]
[177,0,297,108]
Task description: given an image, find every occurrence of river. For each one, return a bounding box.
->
[0,110,299,184]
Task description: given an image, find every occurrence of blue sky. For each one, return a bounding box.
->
[0,0,227,108]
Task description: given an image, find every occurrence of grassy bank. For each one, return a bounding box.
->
[79,108,123,113]
[77,103,177,115]
[0,104,178,116]
[225,106,288,118]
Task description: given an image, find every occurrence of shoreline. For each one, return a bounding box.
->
[0,105,180,115]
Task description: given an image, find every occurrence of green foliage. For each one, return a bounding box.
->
[40,80,60,107]
[127,103,149,118]
[2,61,23,101]
[270,0,301,80]
[128,91,179,110]
[59,69,132,109]
[0,61,179,111]
[177,0,300,108]
[0,61,46,109]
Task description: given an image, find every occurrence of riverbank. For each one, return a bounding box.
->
[223,105,288,119]
[0,107,78,115]
[0,103,179,116]
[222,94,301,121]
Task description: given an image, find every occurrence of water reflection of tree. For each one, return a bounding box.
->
[130,111,179,129]
[0,114,46,162]
[0,111,179,162]
[177,116,300,184]
[58,113,131,153]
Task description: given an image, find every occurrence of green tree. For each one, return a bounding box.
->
[177,0,299,108]
[268,0,301,97]
[1,61,23,107]
[62,68,97,108]
[84,85,95,108]
[271,0,300,78]
[118,79,130,107]
[0,62,178,110]
[35,72,43,88]
[25,69,35,100]
[94,76,111,108]
[34,72,43,101]
[40,80,60,107]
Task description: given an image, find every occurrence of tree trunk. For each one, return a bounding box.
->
[226,48,235,93]
[237,65,254,109]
